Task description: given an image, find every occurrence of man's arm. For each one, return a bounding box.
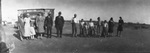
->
[62,16,65,25]
[35,17,38,27]
[44,17,47,26]
[50,16,53,26]
[55,16,58,26]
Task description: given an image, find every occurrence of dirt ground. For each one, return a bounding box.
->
[2,23,150,53]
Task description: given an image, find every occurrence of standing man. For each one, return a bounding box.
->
[55,12,64,38]
[117,17,124,37]
[97,17,101,35]
[71,14,79,37]
[45,13,53,38]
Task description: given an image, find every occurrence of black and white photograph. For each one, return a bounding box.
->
[0,0,150,53]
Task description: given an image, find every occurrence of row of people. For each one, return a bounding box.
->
[22,12,124,40]
[72,14,124,37]
[23,12,64,39]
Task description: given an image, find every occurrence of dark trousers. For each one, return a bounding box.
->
[72,23,77,36]
[101,27,108,37]
[56,26,63,37]
[47,26,52,37]
[97,26,101,34]
[89,27,95,36]
[80,26,84,35]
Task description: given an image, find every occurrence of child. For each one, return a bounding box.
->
[30,20,36,39]
[101,20,108,37]
[89,19,95,36]
[83,22,89,37]
[80,19,85,35]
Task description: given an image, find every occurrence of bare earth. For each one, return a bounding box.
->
[2,23,150,53]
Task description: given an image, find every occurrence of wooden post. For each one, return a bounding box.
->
[0,0,1,24]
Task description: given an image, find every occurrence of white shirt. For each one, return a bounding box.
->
[72,17,79,23]
[89,22,94,27]
[104,23,108,27]
[81,22,85,26]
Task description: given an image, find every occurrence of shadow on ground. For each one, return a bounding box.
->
[13,30,22,41]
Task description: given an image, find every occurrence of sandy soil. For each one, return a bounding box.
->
[2,23,150,53]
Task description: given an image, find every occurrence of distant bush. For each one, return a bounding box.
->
[134,26,140,30]
[141,25,149,29]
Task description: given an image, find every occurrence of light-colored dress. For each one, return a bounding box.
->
[30,20,36,35]
[36,16,45,33]
[24,17,31,37]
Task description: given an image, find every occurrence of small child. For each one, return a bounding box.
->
[83,22,89,36]
[30,20,36,39]
[80,19,85,35]
[101,20,108,37]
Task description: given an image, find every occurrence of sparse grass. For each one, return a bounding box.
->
[3,21,150,53]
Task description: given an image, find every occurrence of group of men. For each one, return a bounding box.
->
[44,12,64,38]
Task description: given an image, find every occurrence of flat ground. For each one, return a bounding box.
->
[2,23,150,53]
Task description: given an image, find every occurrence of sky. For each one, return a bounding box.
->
[1,0,150,24]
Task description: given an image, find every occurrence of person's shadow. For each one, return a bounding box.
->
[13,30,23,41]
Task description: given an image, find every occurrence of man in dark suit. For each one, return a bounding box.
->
[44,13,53,38]
[55,12,65,38]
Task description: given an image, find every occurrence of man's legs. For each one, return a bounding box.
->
[74,25,77,37]
[47,26,52,38]
[72,24,74,37]
[72,24,77,37]
[97,26,101,34]
[119,31,122,37]
[56,27,59,37]
[81,27,84,35]
[89,27,92,36]
[60,27,63,38]
[47,27,50,37]
[117,30,120,37]
[80,26,82,35]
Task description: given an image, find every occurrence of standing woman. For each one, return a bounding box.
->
[24,13,31,39]
[108,17,115,36]
[117,17,124,37]
[36,13,45,39]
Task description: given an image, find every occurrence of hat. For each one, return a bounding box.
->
[58,12,61,14]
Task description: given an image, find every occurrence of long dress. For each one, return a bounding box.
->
[36,16,45,33]
[108,20,114,33]
[24,18,31,37]
[117,20,124,31]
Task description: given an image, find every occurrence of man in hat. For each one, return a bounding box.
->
[71,14,79,37]
[55,12,64,38]
[44,13,53,38]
